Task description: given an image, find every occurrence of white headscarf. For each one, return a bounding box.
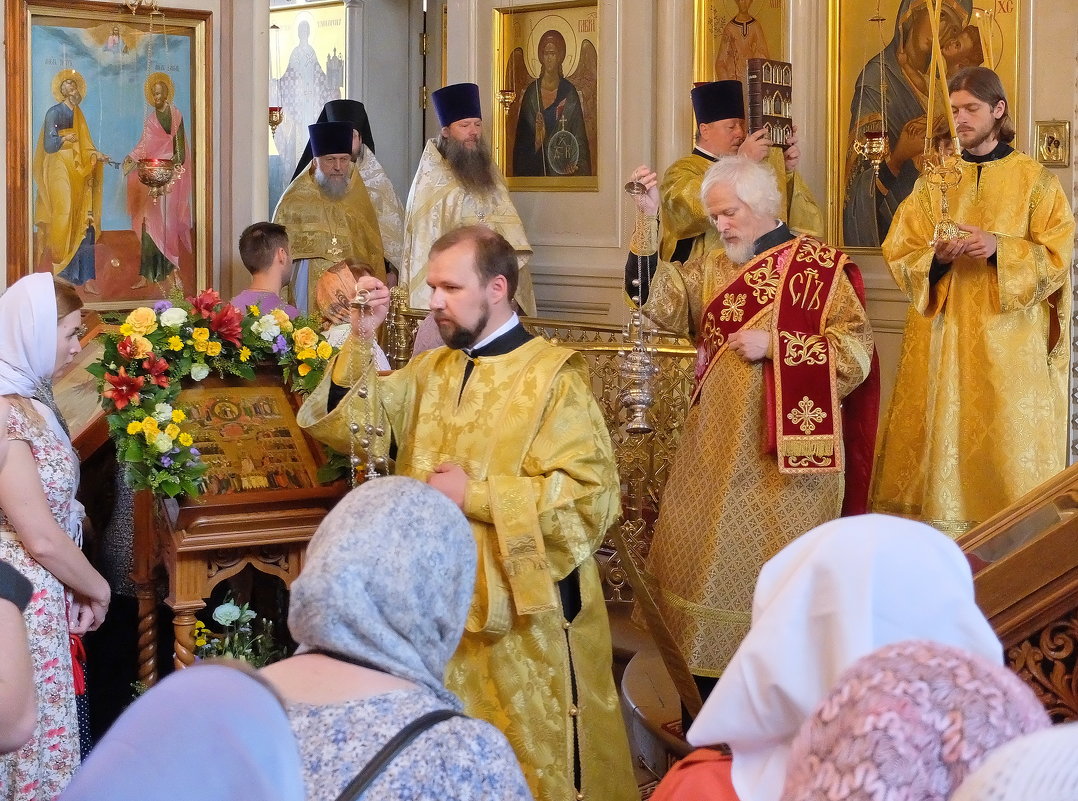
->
[951,722,1078,801]
[687,513,1002,801]
[0,273,85,540]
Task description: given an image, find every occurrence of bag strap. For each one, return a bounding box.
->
[332,709,465,801]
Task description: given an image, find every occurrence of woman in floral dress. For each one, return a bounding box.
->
[0,275,110,801]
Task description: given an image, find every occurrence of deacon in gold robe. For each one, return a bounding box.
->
[33,69,108,293]
[659,80,822,265]
[274,121,386,315]
[627,158,876,703]
[401,83,536,316]
[298,225,636,801]
[871,67,1074,535]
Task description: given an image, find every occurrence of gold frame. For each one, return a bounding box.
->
[692,0,789,84]
[1035,120,1070,167]
[6,0,212,309]
[491,0,599,192]
[826,0,1023,253]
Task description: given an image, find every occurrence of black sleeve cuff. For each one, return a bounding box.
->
[0,561,33,612]
[625,251,657,306]
[327,380,349,413]
[929,256,951,286]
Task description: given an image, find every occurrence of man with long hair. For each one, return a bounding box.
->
[400,83,536,316]
[872,66,1075,535]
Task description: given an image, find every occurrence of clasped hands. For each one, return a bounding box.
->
[729,329,769,362]
[933,224,997,264]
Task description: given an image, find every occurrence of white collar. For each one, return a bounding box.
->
[466,312,519,354]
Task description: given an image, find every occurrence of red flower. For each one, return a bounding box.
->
[117,336,137,361]
[188,288,221,319]
[209,303,243,346]
[102,367,145,411]
[142,355,170,388]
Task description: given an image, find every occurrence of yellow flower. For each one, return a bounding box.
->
[165,423,181,439]
[142,417,160,434]
[297,363,312,377]
[271,308,294,332]
[129,335,154,360]
[167,335,184,351]
[292,326,319,351]
[247,305,260,316]
[191,327,210,342]
[119,323,134,337]
[126,420,143,435]
[239,346,251,363]
[296,348,316,361]
[316,341,334,360]
[205,340,222,357]
[193,339,208,353]
[171,409,186,423]
[178,432,194,447]
[125,307,159,336]
[195,637,207,648]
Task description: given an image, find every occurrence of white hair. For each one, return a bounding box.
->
[699,154,781,219]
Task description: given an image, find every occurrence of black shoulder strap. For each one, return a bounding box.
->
[331,709,465,801]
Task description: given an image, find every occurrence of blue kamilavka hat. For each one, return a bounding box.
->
[691,80,745,124]
[431,83,482,127]
[307,121,353,157]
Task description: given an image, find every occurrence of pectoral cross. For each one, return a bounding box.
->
[327,236,344,261]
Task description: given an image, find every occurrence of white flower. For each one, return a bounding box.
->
[239,608,257,624]
[153,432,174,453]
[213,601,241,626]
[159,307,189,328]
[190,363,210,381]
[153,403,174,423]
[254,314,281,342]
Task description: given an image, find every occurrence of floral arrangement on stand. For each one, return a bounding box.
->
[89,289,337,498]
[193,594,285,668]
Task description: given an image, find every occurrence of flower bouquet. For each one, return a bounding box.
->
[193,594,285,668]
[89,289,338,497]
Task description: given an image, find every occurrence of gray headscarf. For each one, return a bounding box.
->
[289,477,475,708]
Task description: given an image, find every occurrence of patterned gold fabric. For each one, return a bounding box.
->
[871,151,1075,536]
[298,337,637,801]
[357,149,406,270]
[273,167,387,312]
[401,140,536,315]
[643,245,873,677]
[658,148,824,263]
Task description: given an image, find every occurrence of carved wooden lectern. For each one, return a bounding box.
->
[130,370,346,685]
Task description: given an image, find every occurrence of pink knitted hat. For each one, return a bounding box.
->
[780,640,1050,801]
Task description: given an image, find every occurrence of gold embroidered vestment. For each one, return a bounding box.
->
[298,337,636,801]
[871,150,1075,535]
[642,241,873,677]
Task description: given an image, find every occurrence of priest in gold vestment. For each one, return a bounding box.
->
[298,226,636,801]
[659,80,822,265]
[274,121,387,315]
[628,158,876,700]
[871,68,1074,535]
[401,83,536,316]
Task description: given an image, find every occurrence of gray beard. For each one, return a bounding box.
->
[724,239,755,264]
[315,168,350,200]
[439,136,498,194]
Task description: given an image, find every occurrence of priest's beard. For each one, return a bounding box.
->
[438,136,498,194]
[315,165,352,200]
[724,239,755,265]
[436,302,490,350]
